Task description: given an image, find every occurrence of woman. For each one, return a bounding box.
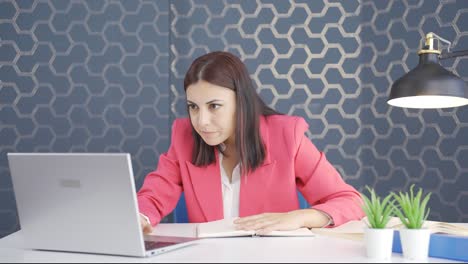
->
[137,51,364,234]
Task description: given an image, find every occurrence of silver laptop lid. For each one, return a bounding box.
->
[8,153,147,257]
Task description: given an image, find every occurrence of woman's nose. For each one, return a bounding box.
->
[197,109,211,127]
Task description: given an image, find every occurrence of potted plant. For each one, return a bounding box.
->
[391,184,432,260]
[361,186,395,260]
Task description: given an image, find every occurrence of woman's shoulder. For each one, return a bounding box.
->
[262,114,310,153]
[173,117,191,127]
[171,117,192,138]
[263,114,309,130]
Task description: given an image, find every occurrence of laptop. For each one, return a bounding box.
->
[7,153,199,257]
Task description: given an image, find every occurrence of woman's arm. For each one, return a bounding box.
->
[137,120,184,226]
[293,119,364,227]
[235,117,364,234]
[233,208,332,235]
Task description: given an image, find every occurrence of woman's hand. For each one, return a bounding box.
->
[233,209,331,235]
[139,214,153,234]
[233,211,305,236]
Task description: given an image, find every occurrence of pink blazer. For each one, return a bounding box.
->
[137,115,364,226]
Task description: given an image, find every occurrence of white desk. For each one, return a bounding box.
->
[0,223,462,263]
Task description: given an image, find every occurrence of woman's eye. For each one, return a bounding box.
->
[210,104,221,110]
[188,104,198,110]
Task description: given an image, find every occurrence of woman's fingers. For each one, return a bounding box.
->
[143,224,153,234]
[234,213,270,224]
[139,215,153,234]
[235,214,280,231]
[234,211,304,232]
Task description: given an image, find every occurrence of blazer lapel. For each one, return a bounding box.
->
[239,160,276,217]
[185,149,223,222]
[239,116,277,217]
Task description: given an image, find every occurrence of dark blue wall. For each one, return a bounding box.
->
[1,0,467,238]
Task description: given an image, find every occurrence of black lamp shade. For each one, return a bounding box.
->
[388,53,468,108]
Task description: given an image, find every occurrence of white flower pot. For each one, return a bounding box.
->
[399,228,431,260]
[364,227,394,260]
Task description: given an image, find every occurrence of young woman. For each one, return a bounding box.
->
[137,51,364,234]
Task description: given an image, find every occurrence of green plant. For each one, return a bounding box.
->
[391,184,432,229]
[361,186,395,229]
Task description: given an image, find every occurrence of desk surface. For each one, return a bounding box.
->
[0,223,462,263]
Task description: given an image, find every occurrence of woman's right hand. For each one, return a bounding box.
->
[139,214,153,234]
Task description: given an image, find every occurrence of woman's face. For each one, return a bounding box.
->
[186,80,236,147]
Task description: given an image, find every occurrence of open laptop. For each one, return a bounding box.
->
[7,153,199,257]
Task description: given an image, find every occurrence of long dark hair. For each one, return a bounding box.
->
[183,51,280,173]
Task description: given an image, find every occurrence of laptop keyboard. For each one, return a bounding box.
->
[144,240,177,250]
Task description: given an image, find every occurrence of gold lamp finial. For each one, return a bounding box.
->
[418,32,441,55]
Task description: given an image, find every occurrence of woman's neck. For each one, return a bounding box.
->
[222,135,237,156]
[221,141,237,160]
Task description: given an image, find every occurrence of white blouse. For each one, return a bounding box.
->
[218,151,241,219]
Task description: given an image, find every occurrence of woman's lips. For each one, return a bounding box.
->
[201,131,218,138]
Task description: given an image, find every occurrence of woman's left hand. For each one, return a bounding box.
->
[233,211,306,235]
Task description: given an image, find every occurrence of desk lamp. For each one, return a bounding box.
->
[388,32,468,108]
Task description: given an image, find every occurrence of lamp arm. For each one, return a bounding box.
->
[440,49,468,60]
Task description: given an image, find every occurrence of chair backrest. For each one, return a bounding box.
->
[173,194,189,223]
[173,191,310,223]
[297,192,310,209]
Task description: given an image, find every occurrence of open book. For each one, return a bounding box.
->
[196,217,468,240]
[196,218,315,238]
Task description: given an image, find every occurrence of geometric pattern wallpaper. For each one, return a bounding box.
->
[0,0,170,238]
[1,0,467,238]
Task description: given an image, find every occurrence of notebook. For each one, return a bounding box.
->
[7,153,199,257]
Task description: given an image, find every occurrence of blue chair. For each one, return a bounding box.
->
[297,191,310,209]
[173,191,310,223]
[173,193,189,223]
